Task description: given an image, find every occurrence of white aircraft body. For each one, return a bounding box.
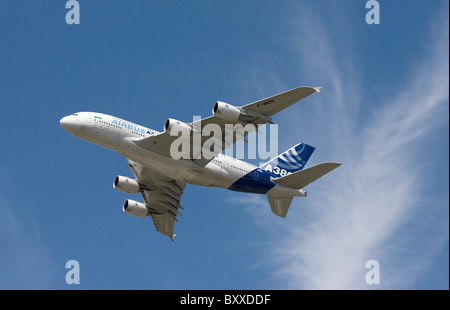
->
[60,86,341,240]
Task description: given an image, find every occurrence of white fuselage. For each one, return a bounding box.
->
[62,112,254,188]
[61,112,304,197]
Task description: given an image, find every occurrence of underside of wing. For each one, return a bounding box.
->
[242,86,321,116]
[149,213,175,239]
[132,131,174,158]
[127,159,186,240]
[133,86,321,166]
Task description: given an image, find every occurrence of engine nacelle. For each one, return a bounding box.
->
[164,118,192,135]
[113,176,140,194]
[212,101,241,121]
[123,199,148,218]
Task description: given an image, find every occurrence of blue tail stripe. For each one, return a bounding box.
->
[276,161,304,170]
[284,152,302,164]
[259,143,315,175]
[229,143,316,194]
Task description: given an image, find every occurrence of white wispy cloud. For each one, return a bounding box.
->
[248,3,448,289]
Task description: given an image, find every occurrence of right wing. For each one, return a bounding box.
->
[240,86,321,116]
[127,159,186,240]
[133,86,321,166]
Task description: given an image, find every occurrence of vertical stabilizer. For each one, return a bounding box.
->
[260,143,315,175]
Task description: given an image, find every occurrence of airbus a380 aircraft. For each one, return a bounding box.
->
[60,86,341,240]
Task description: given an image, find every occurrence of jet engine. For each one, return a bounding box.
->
[113,176,140,194]
[164,118,192,135]
[123,199,148,218]
[212,101,241,121]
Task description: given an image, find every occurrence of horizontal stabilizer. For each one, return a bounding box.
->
[267,195,294,218]
[272,162,341,189]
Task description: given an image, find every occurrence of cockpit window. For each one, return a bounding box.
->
[72,113,78,116]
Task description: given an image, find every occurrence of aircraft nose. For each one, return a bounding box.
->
[60,115,79,135]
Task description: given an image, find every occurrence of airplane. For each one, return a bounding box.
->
[60,86,341,240]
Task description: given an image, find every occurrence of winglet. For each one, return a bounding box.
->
[313,87,322,94]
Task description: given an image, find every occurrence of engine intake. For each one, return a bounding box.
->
[212,101,241,121]
[164,118,192,135]
[123,199,148,218]
[113,176,140,194]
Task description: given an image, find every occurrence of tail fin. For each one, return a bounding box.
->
[260,143,315,176]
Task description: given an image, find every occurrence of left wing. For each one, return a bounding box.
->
[127,159,186,240]
[133,86,321,166]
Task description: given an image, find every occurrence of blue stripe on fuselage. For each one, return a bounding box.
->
[228,168,276,194]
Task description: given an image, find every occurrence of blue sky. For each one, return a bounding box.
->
[0,1,448,290]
